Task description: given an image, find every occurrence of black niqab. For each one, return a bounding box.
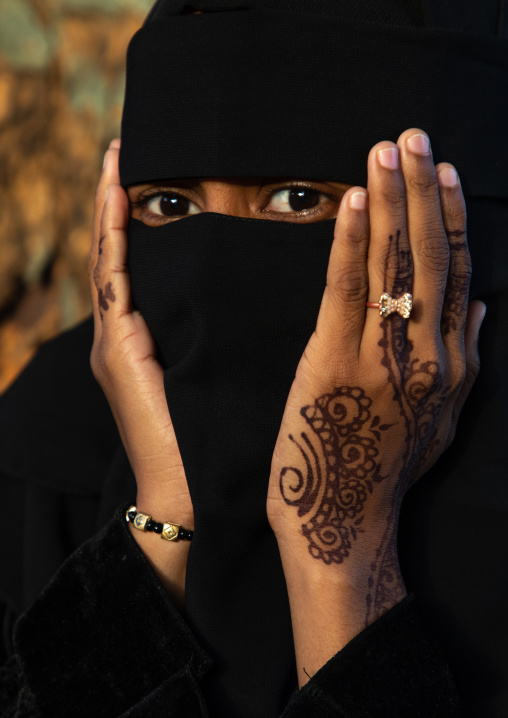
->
[0,1,506,717]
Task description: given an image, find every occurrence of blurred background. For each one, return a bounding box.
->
[0,0,154,393]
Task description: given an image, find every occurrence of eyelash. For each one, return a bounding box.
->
[131,184,338,224]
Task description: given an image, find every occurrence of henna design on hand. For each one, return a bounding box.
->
[368,230,448,621]
[280,387,392,565]
[98,281,116,320]
[441,228,468,337]
[279,230,450,623]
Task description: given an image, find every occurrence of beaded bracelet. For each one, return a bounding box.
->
[126,505,194,542]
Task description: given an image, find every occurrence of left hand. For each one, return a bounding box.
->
[267,129,484,650]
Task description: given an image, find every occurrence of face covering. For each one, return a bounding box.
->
[128,214,335,714]
[120,2,508,716]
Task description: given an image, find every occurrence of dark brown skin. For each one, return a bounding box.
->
[90,132,484,685]
[127,178,353,225]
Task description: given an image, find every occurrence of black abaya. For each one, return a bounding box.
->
[0,1,507,716]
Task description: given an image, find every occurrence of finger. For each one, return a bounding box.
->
[451,300,486,423]
[435,163,471,356]
[92,183,131,326]
[364,141,412,337]
[90,139,122,275]
[315,186,370,363]
[397,129,449,336]
[89,140,122,334]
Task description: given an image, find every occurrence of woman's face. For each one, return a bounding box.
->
[128,178,353,226]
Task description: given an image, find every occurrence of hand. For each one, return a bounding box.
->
[267,129,485,683]
[89,140,193,605]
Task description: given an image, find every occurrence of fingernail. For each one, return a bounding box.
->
[103,151,108,169]
[407,133,430,156]
[377,147,399,170]
[104,187,110,203]
[349,191,367,210]
[438,167,459,188]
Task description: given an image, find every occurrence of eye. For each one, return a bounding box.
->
[267,187,322,213]
[146,193,201,217]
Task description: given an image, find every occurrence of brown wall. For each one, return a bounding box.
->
[0,0,154,393]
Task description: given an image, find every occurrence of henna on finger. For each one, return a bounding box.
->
[98,235,106,256]
[278,223,451,625]
[441,227,470,337]
[98,282,116,320]
[368,231,448,620]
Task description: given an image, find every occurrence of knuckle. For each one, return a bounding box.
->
[92,262,103,288]
[445,200,467,226]
[302,344,358,386]
[448,263,472,292]
[342,221,368,246]
[416,234,449,274]
[450,360,467,391]
[321,351,357,381]
[425,341,443,366]
[451,247,472,278]
[407,172,439,199]
[380,185,406,210]
[331,266,368,304]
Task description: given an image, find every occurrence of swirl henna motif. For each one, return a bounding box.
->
[280,229,450,624]
[280,387,392,565]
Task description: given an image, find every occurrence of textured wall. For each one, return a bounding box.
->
[0,0,154,392]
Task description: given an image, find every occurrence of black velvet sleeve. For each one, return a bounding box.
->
[0,508,213,718]
[0,507,462,718]
[282,596,463,718]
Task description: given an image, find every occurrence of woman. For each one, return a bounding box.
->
[1,1,506,716]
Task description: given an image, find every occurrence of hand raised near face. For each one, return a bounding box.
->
[267,130,485,669]
[89,141,193,605]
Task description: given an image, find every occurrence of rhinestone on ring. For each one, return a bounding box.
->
[366,292,413,319]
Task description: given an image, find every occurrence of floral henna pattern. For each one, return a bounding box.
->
[280,387,392,565]
[279,229,450,623]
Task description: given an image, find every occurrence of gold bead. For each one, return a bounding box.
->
[125,505,137,522]
[133,512,151,532]
[162,522,180,541]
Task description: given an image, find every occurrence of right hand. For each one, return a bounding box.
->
[89,140,194,533]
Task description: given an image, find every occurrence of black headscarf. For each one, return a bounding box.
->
[1,1,505,716]
[118,2,508,716]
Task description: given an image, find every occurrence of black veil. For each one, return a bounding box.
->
[0,1,506,716]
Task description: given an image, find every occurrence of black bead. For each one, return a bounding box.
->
[128,510,136,522]
[185,530,194,541]
[178,528,186,539]
[145,519,154,531]
[154,523,163,534]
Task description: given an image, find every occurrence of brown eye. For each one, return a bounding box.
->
[267,187,323,214]
[287,188,320,211]
[147,193,199,217]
